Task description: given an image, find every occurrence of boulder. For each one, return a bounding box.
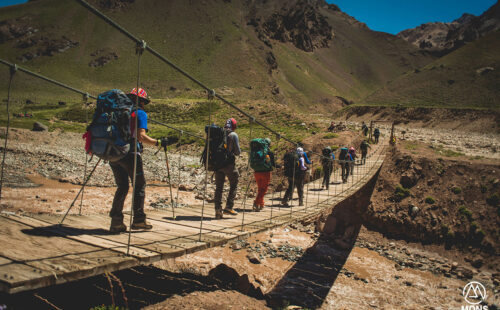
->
[400,172,418,188]
[32,122,48,132]
[247,252,261,264]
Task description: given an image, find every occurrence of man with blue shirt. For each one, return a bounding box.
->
[108,88,167,233]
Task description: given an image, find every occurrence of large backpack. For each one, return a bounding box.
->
[87,89,134,162]
[283,151,300,177]
[374,128,380,136]
[339,147,349,161]
[360,140,369,152]
[201,124,229,171]
[321,147,333,167]
[250,138,272,172]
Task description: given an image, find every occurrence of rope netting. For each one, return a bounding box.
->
[0,0,387,255]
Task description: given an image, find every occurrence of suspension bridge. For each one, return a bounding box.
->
[0,0,388,294]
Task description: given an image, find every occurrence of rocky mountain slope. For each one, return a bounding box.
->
[397,1,500,55]
[363,30,500,110]
[0,0,433,112]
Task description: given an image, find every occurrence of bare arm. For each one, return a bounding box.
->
[138,128,158,147]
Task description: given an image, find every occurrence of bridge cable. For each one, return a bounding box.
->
[0,64,16,201]
[199,90,215,241]
[175,130,183,210]
[240,117,254,231]
[126,40,145,256]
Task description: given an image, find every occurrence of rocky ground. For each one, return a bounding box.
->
[0,126,499,309]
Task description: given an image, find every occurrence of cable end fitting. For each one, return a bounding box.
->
[207,89,215,100]
[10,64,17,75]
[136,40,147,54]
[250,116,255,123]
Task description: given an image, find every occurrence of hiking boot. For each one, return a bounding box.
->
[131,220,153,230]
[223,208,238,216]
[253,203,260,212]
[299,201,304,206]
[109,222,127,234]
[258,205,264,211]
[281,200,289,207]
[215,210,223,219]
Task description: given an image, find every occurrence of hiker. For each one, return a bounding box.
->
[282,147,307,207]
[374,127,380,144]
[348,147,356,175]
[321,146,335,190]
[360,140,371,165]
[361,122,368,136]
[108,88,167,233]
[250,138,279,211]
[339,147,353,183]
[327,121,335,132]
[213,118,241,219]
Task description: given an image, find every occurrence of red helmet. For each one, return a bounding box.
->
[225,118,237,130]
[128,87,150,104]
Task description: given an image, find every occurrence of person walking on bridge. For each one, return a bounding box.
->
[251,138,279,211]
[360,140,371,165]
[214,118,241,219]
[282,147,307,207]
[374,127,380,144]
[339,147,353,183]
[109,88,167,233]
[361,122,368,136]
[321,146,335,190]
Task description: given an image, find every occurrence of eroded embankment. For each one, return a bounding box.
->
[363,145,500,260]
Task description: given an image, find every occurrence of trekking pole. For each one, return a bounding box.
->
[163,144,176,220]
[79,93,90,215]
[0,64,16,202]
[60,158,102,224]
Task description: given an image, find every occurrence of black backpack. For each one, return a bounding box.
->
[339,147,349,161]
[201,124,229,171]
[322,147,332,157]
[374,128,380,136]
[283,151,300,177]
[360,140,369,151]
[87,89,134,162]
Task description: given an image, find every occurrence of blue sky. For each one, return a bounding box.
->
[328,0,497,34]
[1,0,497,34]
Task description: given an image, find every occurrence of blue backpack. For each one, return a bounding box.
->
[87,89,134,162]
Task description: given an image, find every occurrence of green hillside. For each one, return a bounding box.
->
[0,0,433,110]
[362,30,500,110]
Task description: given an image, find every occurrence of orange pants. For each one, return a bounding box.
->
[254,171,271,207]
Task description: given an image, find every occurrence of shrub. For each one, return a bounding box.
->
[486,193,499,206]
[425,196,435,204]
[470,221,478,232]
[458,206,472,220]
[394,185,410,201]
[323,133,339,139]
[451,187,462,194]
